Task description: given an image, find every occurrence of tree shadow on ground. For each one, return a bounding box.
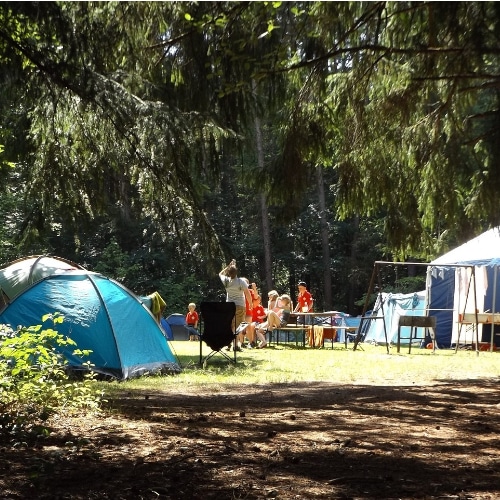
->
[1,380,498,499]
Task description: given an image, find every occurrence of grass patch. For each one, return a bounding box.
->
[102,341,500,393]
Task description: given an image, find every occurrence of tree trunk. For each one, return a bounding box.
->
[254,114,272,292]
[317,165,332,310]
[348,214,360,312]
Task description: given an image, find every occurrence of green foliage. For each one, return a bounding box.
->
[92,238,136,281]
[159,275,208,316]
[391,276,427,295]
[2,1,499,319]
[355,270,427,310]
[0,144,15,171]
[89,237,208,315]
[0,315,102,441]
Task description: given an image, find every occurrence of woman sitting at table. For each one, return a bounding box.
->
[255,294,293,348]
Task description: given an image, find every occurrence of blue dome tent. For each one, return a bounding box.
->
[0,271,180,379]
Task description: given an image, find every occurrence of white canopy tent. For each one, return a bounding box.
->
[428,228,500,350]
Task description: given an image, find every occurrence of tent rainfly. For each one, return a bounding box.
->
[0,255,85,304]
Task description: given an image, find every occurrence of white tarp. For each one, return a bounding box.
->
[364,291,427,345]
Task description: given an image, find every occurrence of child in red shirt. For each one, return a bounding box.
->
[245,295,267,347]
[294,281,314,313]
[186,302,199,341]
[294,281,314,330]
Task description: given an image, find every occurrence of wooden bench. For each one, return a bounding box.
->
[268,324,307,346]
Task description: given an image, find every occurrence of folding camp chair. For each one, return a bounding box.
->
[199,301,238,366]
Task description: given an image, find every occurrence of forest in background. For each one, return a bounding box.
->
[1,2,499,315]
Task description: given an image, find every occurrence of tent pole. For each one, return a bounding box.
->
[353,262,378,351]
[455,267,474,353]
[472,267,480,356]
[425,266,436,352]
[377,266,390,354]
[491,266,497,353]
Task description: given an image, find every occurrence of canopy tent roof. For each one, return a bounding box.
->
[431,228,500,266]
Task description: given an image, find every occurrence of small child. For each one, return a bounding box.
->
[186,302,199,341]
[245,294,267,348]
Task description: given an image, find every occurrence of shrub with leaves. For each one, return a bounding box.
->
[0,313,103,441]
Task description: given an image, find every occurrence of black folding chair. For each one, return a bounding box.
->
[199,301,238,366]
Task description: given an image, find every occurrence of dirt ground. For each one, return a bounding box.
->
[1,379,499,499]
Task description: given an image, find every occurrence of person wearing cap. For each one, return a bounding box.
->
[294,281,314,327]
[294,282,313,313]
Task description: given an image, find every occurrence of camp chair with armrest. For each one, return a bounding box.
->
[199,301,238,366]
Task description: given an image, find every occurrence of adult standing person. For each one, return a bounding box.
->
[219,259,253,351]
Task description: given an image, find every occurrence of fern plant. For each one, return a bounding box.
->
[0,313,103,441]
